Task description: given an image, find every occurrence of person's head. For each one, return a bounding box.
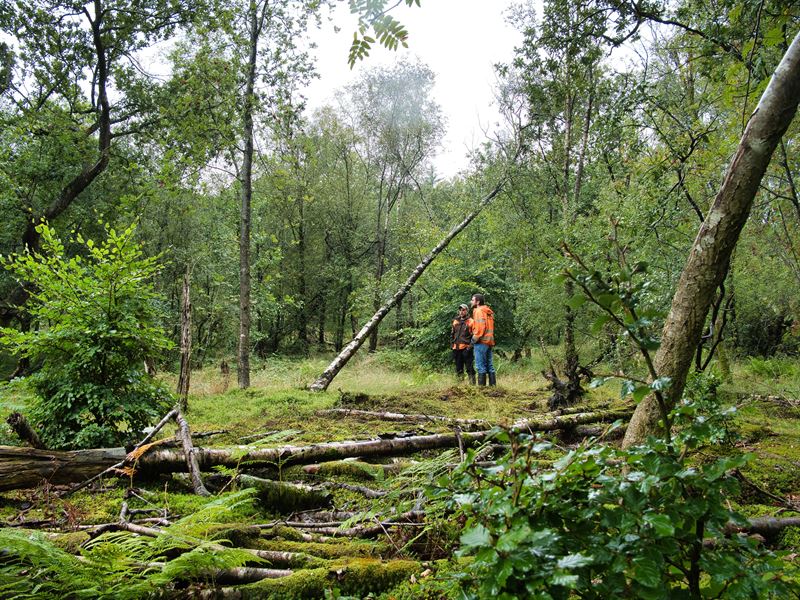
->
[470,293,485,308]
[458,303,468,317]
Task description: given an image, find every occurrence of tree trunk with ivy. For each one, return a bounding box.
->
[623,31,800,447]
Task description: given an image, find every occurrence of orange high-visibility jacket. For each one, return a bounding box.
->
[451,316,474,350]
[471,305,495,346]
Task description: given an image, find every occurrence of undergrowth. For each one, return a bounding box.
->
[0,351,798,598]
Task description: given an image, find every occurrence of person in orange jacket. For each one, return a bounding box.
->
[470,293,496,386]
[451,303,476,384]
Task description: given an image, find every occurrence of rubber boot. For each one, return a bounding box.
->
[468,372,476,385]
[488,372,496,386]
[478,373,487,386]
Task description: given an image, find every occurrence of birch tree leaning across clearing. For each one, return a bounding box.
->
[307,176,510,392]
[623,30,800,447]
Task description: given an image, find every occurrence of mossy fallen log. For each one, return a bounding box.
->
[0,408,631,491]
[238,558,422,599]
[316,408,491,430]
[301,460,410,480]
[236,475,332,512]
[0,446,127,492]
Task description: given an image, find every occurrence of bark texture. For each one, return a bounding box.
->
[175,408,211,496]
[624,31,800,447]
[0,446,127,492]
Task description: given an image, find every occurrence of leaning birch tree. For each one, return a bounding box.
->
[623,30,800,446]
[308,168,515,392]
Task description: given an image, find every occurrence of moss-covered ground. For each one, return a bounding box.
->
[0,350,798,598]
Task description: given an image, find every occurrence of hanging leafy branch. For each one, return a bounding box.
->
[347,0,420,67]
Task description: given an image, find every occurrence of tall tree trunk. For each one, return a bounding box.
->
[296,193,308,351]
[309,180,506,392]
[623,31,800,447]
[369,231,386,353]
[238,0,261,390]
[177,269,192,412]
[561,90,583,405]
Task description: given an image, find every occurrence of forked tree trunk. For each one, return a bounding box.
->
[308,180,506,392]
[623,31,800,447]
[0,7,112,328]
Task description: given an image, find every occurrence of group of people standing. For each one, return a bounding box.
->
[450,293,496,386]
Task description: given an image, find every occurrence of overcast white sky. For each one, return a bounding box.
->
[304,0,524,179]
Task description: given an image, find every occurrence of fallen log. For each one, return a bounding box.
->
[302,460,410,480]
[85,519,315,569]
[192,559,422,599]
[62,407,179,497]
[134,430,490,475]
[321,481,390,499]
[512,409,633,432]
[236,475,332,512]
[0,446,127,492]
[0,408,631,491]
[316,408,490,430]
[725,516,800,542]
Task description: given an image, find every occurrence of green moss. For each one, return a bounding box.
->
[48,530,90,552]
[737,422,775,444]
[240,558,421,599]
[66,487,126,524]
[306,460,393,481]
[376,557,471,599]
[254,538,389,559]
[781,522,800,550]
[203,523,262,546]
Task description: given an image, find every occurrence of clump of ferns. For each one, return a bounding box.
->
[0,489,262,599]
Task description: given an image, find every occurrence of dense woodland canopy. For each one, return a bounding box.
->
[0,0,798,383]
[0,0,795,442]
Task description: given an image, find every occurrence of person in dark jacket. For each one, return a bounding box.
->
[451,303,476,384]
[470,293,496,386]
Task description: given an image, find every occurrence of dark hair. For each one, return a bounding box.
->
[472,293,485,305]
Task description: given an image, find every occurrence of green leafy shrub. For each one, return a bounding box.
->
[435,402,799,599]
[0,222,172,449]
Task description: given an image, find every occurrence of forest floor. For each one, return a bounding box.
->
[1,350,799,598]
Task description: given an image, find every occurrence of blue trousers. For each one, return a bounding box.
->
[473,343,495,375]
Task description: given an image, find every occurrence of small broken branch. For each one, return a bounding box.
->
[6,412,45,449]
[175,408,210,496]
